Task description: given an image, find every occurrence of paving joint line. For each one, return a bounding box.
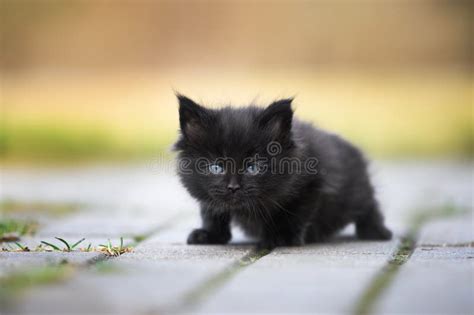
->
[158,247,272,314]
[353,235,416,315]
[352,204,468,315]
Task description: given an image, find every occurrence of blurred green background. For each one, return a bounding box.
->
[0,0,472,164]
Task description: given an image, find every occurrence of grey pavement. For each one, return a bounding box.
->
[0,252,97,276]
[193,240,400,314]
[0,161,473,314]
[374,214,474,315]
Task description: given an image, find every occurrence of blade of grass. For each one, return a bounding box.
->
[54,237,71,251]
[41,241,62,251]
[70,238,85,250]
[14,242,29,251]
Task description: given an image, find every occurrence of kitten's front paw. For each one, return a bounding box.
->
[357,224,392,241]
[187,229,212,244]
[187,229,231,244]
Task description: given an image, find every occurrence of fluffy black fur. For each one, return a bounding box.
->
[174,95,392,249]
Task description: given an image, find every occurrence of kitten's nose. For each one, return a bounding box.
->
[227,178,241,193]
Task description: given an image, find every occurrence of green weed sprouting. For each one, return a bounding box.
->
[98,237,132,257]
[41,237,85,252]
[1,236,132,255]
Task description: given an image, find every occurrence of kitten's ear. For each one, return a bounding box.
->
[177,94,212,143]
[259,98,294,141]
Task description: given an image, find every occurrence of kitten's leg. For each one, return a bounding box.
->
[257,217,305,250]
[187,207,231,245]
[304,199,351,243]
[304,223,335,243]
[356,204,392,240]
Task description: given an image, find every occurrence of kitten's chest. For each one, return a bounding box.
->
[231,212,265,238]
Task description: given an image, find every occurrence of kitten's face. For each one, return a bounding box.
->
[174,95,295,212]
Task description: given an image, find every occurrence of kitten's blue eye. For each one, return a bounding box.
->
[209,164,224,175]
[246,164,259,175]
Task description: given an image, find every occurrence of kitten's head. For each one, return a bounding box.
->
[174,94,296,212]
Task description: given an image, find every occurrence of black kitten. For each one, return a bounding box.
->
[173,95,392,249]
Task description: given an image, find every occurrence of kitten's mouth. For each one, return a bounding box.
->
[210,190,250,207]
[226,194,241,204]
[215,193,244,205]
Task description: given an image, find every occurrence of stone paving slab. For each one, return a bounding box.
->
[418,214,473,245]
[373,215,474,314]
[371,161,473,232]
[410,246,474,264]
[0,252,98,277]
[7,214,253,314]
[373,247,473,315]
[14,245,252,315]
[192,240,399,314]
